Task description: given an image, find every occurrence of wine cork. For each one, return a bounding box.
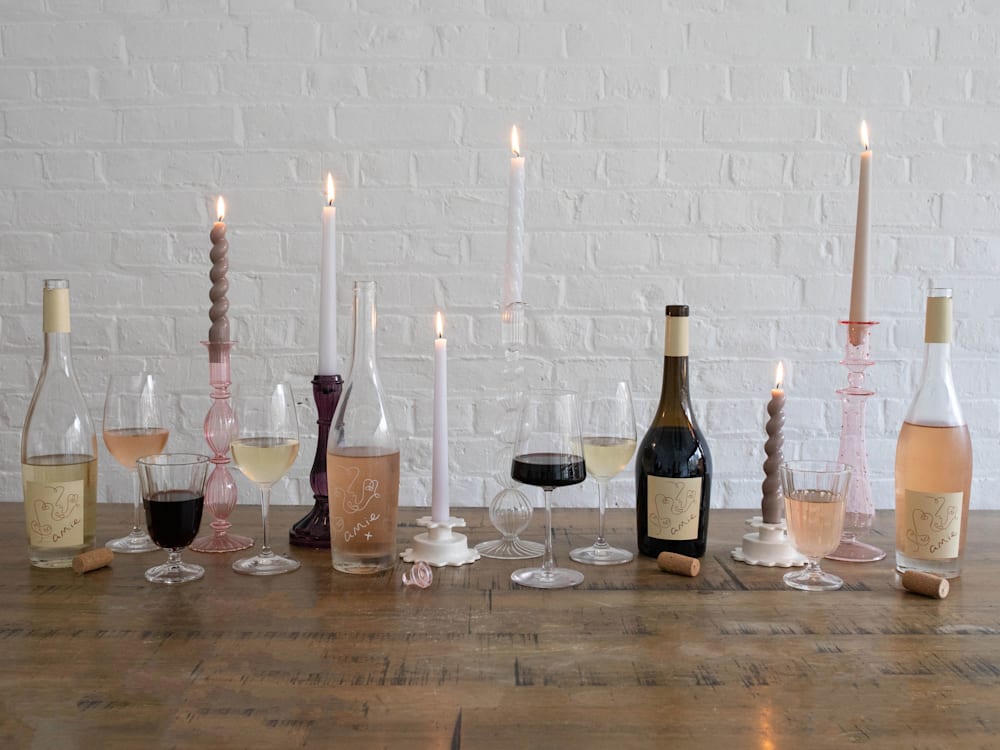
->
[901,570,949,600]
[72,548,114,574]
[657,551,700,577]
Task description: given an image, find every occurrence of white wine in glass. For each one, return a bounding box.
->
[230,383,301,576]
[570,381,637,566]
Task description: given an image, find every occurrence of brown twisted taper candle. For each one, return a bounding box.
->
[761,363,785,525]
[209,196,230,351]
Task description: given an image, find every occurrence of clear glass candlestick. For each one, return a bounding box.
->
[476,302,544,560]
[190,341,253,553]
[828,321,885,563]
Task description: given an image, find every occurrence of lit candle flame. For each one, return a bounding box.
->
[436,311,444,339]
[216,196,225,222]
[775,361,784,390]
[860,120,870,151]
[326,172,335,205]
[511,125,520,158]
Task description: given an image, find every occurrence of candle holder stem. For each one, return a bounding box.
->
[191,341,254,553]
[476,302,544,560]
[828,320,885,563]
[289,374,342,548]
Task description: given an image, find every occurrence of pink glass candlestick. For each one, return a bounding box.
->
[289,373,342,548]
[191,340,254,553]
[828,320,885,562]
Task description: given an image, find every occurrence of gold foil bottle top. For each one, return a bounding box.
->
[924,288,952,344]
[42,279,70,334]
[664,304,690,358]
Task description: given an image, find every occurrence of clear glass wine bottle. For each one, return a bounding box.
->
[894,287,972,579]
[327,281,401,574]
[21,279,98,568]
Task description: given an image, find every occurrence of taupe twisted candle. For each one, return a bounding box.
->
[761,386,785,525]
[209,201,230,345]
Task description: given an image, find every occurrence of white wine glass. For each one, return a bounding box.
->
[570,380,636,565]
[780,461,852,592]
[510,389,587,589]
[104,373,169,553]
[230,382,301,576]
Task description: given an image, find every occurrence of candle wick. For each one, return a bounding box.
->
[513,149,520,158]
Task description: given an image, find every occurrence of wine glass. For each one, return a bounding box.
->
[136,453,209,584]
[230,382,301,575]
[510,389,587,589]
[780,460,853,591]
[570,380,636,565]
[103,373,169,553]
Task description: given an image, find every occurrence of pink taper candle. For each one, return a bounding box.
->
[431,312,449,522]
[208,196,230,346]
[319,174,338,375]
[761,362,785,525]
[503,126,525,311]
[849,121,872,345]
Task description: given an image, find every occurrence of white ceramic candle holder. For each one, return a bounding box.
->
[400,516,481,567]
[732,516,807,567]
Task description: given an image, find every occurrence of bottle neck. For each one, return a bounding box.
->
[42,331,75,376]
[348,282,379,380]
[656,355,693,419]
[907,341,964,426]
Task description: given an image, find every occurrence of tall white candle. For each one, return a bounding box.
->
[849,121,872,339]
[431,312,449,523]
[319,173,337,374]
[503,125,525,310]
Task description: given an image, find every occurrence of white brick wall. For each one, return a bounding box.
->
[2,0,999,519]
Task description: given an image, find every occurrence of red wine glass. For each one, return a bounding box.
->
[510,389,586,589]
[136,453,209,585]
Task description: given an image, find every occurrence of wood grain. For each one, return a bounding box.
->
[1,505,997,749]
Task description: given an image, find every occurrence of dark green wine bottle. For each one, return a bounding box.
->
[636,305,713,558]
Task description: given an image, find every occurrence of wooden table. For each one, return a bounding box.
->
[2,504,998,749]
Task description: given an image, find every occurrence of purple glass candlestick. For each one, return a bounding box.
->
[289,373,342,549]
[191,340,254,553]
[828,320,885,563]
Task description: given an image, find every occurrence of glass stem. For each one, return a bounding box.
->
[259,486,273,557]
[130,470,143,534]
[595,479,609,548]
[167,550,182,568]
[542,489,555,573]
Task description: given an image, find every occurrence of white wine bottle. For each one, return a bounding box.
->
[21,279,98,568]
[636,304,713,558]
[895,288,972,579]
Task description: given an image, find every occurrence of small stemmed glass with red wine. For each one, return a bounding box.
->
[510,389,587,589]
[137,453,209,585]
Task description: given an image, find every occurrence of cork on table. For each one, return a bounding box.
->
[1,505,997,749]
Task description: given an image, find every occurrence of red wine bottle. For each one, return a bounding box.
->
[636,305,712,558]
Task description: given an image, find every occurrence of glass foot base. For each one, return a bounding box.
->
[475,537,544,560]
[827,538,886,562]
[145,560,204,585]
[569,544,633,566]
[106,531,159,554]
[232,553,300,576]
[511,566,584,589]
[191,532,255,553]
[783,568,843,591]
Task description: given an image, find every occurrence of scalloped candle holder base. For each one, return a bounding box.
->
[400,516,481,567]
[732,516,807,567]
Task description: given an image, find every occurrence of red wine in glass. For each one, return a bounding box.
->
[511,452,586,488]
[143,490,204,550]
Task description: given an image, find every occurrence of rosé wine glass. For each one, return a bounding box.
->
[104,373,168,553]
